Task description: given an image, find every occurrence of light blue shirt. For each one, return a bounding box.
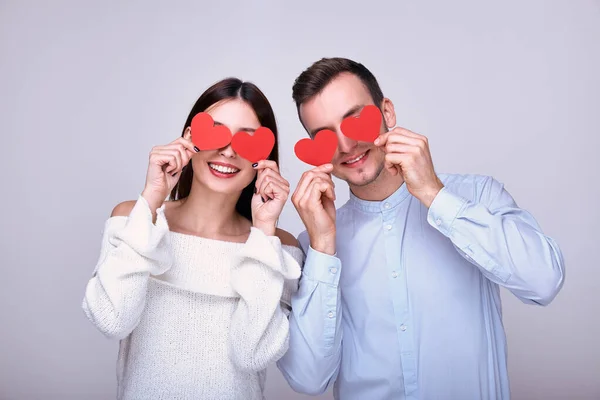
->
[277,174,565,400]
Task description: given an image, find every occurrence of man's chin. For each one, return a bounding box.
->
[339,166,385,188]
[347,176,378,188]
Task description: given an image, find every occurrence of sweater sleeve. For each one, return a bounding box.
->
[228,227,303,372]
[82,196,172,339]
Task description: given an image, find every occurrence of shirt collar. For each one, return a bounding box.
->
[348,182,411,213]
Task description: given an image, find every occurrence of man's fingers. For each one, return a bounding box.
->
[313,163,334,173]
[374,131,391,147]
[384,134,422,148]
[298,177,335,209]
[293,170,334,205]
[375,128,428,147]
[384,143,416,155]
[393,127,425,141]
[309,180,335,204]
[385,152,406,164]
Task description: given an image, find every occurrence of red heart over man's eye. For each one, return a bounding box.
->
[190,112,233,151]
[340,105,382,143]
[294,129,338,166]
[231,127,275,163]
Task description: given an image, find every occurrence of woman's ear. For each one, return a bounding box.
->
[380,98,396,129]
[183,126,192,140]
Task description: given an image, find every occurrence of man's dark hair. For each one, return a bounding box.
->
[292,57,384,125]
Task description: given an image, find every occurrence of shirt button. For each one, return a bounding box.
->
[328,311,334,318]
[330,267,338,274]
[400,324,407,331]
[392,271,398,278]
[385,224,393,231]
[435,219,442,226]
[384,202,391,209]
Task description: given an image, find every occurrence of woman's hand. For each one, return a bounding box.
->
[141,137,198,210]
[251,160,290,236]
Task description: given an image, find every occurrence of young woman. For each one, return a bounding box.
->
[82,78,303,399]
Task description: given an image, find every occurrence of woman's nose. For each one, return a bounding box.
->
[219,143,237,158]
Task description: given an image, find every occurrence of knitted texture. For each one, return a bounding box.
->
[82,196,303,400]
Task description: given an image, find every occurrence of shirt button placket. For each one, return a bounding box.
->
[382,200,418,397]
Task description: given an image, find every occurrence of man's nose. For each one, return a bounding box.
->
[336,130,358,154]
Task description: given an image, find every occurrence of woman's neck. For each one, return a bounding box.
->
[167,183,250,239]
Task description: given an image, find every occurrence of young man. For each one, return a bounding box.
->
[277,57,565,400]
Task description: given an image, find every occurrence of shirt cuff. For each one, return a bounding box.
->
[302,246,342,286]
[427,187,468,237]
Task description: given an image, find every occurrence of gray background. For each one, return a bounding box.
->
[1,0,599,399]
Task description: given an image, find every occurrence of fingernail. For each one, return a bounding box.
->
[194,146,200,152]
[252,163,258,168]
[374,139,379,145]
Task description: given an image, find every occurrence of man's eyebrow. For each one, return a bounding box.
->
[342,105,363,120]
[214,121,256,132]
[308,104,364,137]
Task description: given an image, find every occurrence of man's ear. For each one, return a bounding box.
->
[380,98,396,129]
[183,126,192,140]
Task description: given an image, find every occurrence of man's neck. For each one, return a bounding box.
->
[349,169,405,202]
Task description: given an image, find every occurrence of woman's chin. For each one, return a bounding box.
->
[196,175,251,195]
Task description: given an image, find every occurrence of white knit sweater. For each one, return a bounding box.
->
[82,196,303,400]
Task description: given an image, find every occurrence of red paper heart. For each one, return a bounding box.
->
[294,129,338,166]
[190,112,233,150]
[231,127,275,163]
[340,105,382,142]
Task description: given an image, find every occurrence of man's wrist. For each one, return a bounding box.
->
[309,233,336,255]
[418,180,444,208]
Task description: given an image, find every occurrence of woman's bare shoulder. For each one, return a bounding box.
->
[275,228,300,248]
[110,201,137,217]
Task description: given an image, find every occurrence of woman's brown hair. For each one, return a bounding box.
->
[169,78,279,222]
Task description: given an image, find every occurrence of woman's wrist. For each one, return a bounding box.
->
[141,188,165,208]
[253,221,276,236]
[141,189,165,223]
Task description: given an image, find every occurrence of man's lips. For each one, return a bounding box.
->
[340,150,369,167]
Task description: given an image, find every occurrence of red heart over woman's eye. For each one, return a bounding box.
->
[340,105,382,142]
[294,129,338,166]
[190,112,233,150]
[231,127,275,163]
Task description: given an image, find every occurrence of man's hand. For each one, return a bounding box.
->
[375,127,444,208]
[291,164,337,255]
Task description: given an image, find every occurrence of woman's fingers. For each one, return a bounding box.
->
[258,180,289,202]
[149,151,178,174]
[174,137,199,154]
[253,159,280,173]
[153,149,183,175]
[169,143,192,172]
[255,167,289,195]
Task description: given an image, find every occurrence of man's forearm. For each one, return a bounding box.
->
[277,247,343,395]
